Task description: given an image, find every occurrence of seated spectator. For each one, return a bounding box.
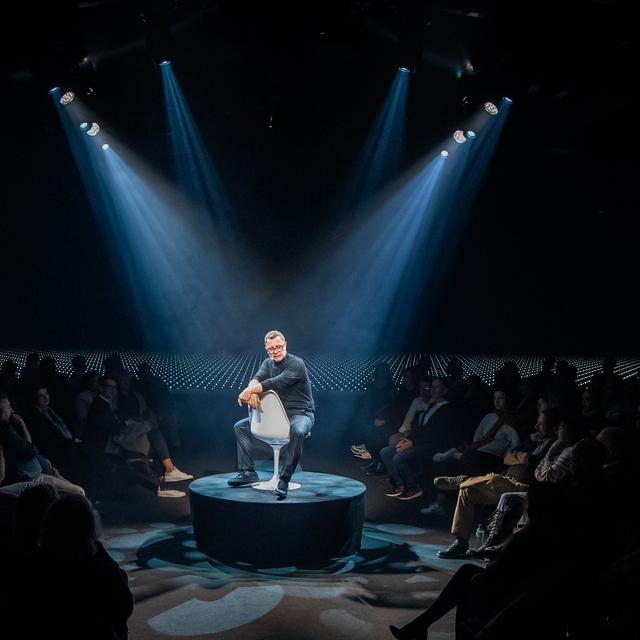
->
[435,411,576,559]
[35,356,68,407]
[494,361,521,400]
[0,393,85,497]
[350,362,397,474]
[27,386,80,478]
[421,389,520,516]
[434,388,520,473]
[68,354,87,396]
[103,352,126,381]
[0,359,19,395]
[601,379,628,427]
[73,370,100,439]
[530,355,556,395]
[16,351,40,399]
[21,494,134,640]
[590,356,623,393]
[380,378,454,501]
[135,361,181,447]
[580,385,604,435]
[390,481,571,640]
[553,359,580,419]
[472,435,609,560]
[85,377,191,498]
[14,483,58,558]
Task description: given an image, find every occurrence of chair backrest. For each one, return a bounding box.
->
[250,391,290,446]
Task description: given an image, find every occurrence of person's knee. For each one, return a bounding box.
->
[233,419,250,434]
[380,446,393,460]
[290,423,308,439]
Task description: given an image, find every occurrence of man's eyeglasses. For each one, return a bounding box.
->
[266,345,285,354]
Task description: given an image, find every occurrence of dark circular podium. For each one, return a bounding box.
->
[189,472,365,567]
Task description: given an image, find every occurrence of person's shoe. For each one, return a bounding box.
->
[164,468,194,483]
[365,462,386,476]
[157,488,186,498]
[389,625,417,640]
[360,460,376,470]
[420,502,446,516]
[434,475,469,491]
[437,539,469,558]
[466,544,503,560]
[385,486,404,497]
[353,449,372,460]
[350,443,367,453]
[432,447,459,463]
[397,488,424,501]
[227,471,259,487]
[274,479,288,499]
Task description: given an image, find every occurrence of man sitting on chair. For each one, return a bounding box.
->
[228,330,315,498]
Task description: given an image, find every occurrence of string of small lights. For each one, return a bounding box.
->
[1,348,638,392]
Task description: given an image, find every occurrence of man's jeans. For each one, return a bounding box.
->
[380,443,432,490]
[233,412,314,483]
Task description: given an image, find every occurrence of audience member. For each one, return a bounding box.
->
[0,393,85,496]
[435,410,575,558]
[85,376,191,498]
[25,494,134,639]
[380,378,454,501]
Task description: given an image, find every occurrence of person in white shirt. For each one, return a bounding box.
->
[421,389,520,516]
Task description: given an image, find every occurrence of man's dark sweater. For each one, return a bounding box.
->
[253,353,314,416]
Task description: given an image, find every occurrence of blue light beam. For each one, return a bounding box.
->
[161,64,233,227]
[345,69,409,209]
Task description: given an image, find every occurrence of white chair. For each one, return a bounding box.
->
[249,390,301,491]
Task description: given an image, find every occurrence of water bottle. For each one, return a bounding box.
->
[474,524,486,549]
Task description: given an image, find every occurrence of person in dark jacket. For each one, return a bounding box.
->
[380,378,454,500]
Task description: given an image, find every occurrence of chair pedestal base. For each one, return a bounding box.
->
[251,443,302,491]
[252,479,301,491]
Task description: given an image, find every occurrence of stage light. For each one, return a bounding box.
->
[502,96,513,104]
[86,122,100,136]
[49,86,60,95]
[440,150,449,157]
[484,101,498,115]
[102,143,110,150]
[59,91,75,105]
[80,122,88,129]
[159,60,171,66]
[453,130,466,144]
[398,66,410,74]
[466,130,476,139]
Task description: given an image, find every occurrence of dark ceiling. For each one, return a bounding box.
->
[1,1,638,354]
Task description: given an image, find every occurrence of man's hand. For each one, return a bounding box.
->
[503,450,527,466]
[238,388,261,408]
[395,438,413,452]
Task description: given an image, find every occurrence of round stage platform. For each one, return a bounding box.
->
[189,472,366,566]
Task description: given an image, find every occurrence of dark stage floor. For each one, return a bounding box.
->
[92,392,480,640]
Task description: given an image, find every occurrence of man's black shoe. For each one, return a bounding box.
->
[437,539,469,559]
[274,479,288,499]
[365,462,386,476]
[227,471,259,487]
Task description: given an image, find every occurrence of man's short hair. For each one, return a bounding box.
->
[264,330,286,343]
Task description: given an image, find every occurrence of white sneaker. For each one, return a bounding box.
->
[164,468,194,483]
[433,448,459,463]
[157,488,186,498]
[420,502,445,516]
